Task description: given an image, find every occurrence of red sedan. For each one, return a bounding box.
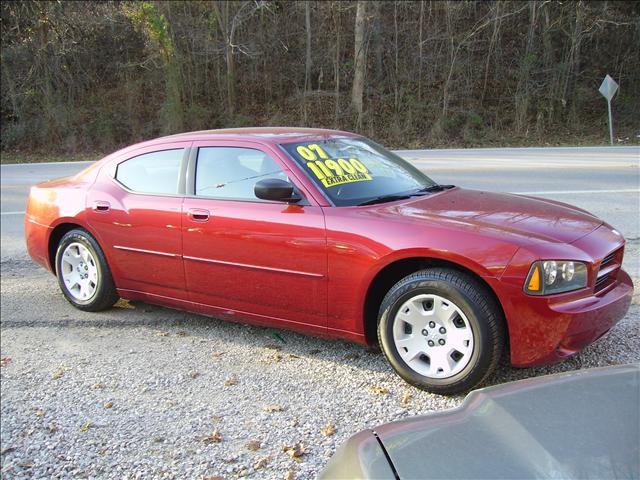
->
[24,128,633,394]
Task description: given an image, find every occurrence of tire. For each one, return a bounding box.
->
[55,228,119,312]
[377,268,504,395]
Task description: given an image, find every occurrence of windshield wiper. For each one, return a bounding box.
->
[413,184,456,194]
[357,194,413,206]
[357,185,455,206]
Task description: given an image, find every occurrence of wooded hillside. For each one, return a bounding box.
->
[1,1,638,156]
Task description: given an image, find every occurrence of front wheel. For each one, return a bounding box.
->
[55,229,119,312]
[378,268,505,395]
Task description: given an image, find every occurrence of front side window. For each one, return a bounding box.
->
[195,147,288,201]
[281,138,437,206]
[116,149,183,194]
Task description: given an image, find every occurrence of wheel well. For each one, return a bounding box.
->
[48,223,84,273]
[363,257,507,348]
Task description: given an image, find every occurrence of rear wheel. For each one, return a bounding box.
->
[378,268,504,395]
[55,229,118,311]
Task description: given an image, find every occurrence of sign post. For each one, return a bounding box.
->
[598,74,619,146]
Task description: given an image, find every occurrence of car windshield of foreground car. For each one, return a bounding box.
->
[280,138,441,206]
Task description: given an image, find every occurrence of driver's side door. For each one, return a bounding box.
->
[181,141,328,333]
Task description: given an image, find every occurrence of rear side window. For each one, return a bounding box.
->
[195,147,287,201]
[116,149,183,194]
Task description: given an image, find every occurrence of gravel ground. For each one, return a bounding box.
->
[1,252,639,479]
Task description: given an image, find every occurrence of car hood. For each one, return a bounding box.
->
[375,364,639,480]
[370,188,603,244]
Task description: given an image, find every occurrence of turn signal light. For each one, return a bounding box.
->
[527,265,541,292]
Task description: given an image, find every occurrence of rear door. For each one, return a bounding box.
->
[87,142,189,300]
[181,141,327,332]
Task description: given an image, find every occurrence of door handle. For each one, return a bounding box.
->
[188,208,210,222]
[92,201,110,212]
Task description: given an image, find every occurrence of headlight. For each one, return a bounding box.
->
[525,260,588,295]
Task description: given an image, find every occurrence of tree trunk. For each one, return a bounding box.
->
[481,1,503,106]
[514,1,537,134]
[304,1,312,123]
[442,1,454,118]
[417,1,424,103]
[333,2,341,127]
[393,1,399,114]
[371,1,384,84]
[213,2,235,116]
[352,0,367,129]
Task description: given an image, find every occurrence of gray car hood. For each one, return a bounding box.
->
[374,364,639,479]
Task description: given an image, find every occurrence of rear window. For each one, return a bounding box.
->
[116,149,183,194]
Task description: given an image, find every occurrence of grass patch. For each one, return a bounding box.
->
[0,151,106,165]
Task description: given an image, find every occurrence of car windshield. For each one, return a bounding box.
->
[280,138,438,206]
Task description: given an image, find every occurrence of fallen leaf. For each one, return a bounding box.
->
[104,401,113,409]
[343,353,360,360]
[47,423,58,433]
[224,376,237,386]
[211,351,225,358]
[176,331,187,337]
[91,383,105,390]
[320,422,336,437]
[189,370,200,379]
[368,386,389,395]
[196,429,222,444]
[114,299,135,309]
[264,404,284,413]
[245,439,261,451]
[0,447,16,455]
[283,442,306,462]
[400,389,412,406]
[35,409,45,417]
[261,352,283,364]
[156,331,169,337]
[79,422,92,432]
[288,353,300,359]
[254,456,270,469]
[0,357,11,367]
[52,365,68,380]
[284,469,295,480]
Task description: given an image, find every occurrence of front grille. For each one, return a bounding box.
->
[601,251,616,267]
[595,274,610,289]
[594,247,623,293]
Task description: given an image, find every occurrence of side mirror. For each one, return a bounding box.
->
[254,178,302,203]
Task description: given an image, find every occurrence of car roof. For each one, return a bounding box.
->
[102,127,360,163]
[164,127,359,143]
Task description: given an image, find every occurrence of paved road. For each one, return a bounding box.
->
[2,146,638,273]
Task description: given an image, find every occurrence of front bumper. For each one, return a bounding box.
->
[500,269,633,367]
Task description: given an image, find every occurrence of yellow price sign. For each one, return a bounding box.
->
[296,144,372,188]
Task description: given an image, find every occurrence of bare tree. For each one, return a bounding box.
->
[212,1,266,116]
[352,0,367,129]
[304,1,312,123]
